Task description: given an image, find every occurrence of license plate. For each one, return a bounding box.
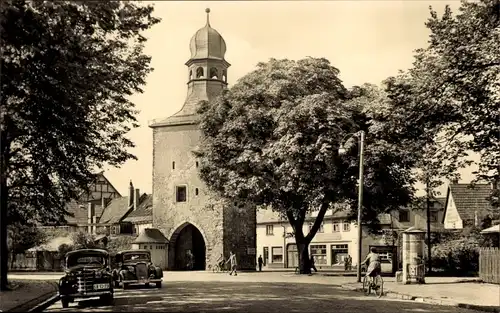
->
[94,283,109,290]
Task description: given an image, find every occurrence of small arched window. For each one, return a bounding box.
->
[196,67,204,78]
[195,161,199,168]
[195,188,199,196]
[172,161,175,170]
[189,70,193,80]
[210,67,218,79]
[222,70,227,82]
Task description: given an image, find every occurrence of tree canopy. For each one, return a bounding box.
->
[0,0,159,289]
[196,58,422,273]
[384,0,500,184]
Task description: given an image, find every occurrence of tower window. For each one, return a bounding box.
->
[222,70,227,82]
[210,67,218,79]
[172,161,175,170]
[196,67,204,78]
[189,70,193,80]
[176,186,187,202]
[195,188,199,196]
[195,161,199,168]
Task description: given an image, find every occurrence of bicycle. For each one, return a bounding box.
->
[362,274,384,298]
[211,262,227,273]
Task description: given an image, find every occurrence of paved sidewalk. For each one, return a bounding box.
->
[0,280,58,312]
[342,277,500,312]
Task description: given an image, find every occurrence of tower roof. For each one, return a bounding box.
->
[189,8,226,60]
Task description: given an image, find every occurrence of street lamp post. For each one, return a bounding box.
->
[339,130,365,283]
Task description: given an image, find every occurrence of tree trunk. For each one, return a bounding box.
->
[297,239,311,274]
[0,173,9,290]
[426,181,432,274]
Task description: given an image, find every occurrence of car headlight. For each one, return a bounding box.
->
[127,266,135,272]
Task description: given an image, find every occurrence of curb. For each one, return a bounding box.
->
[340,284,500,313]
[6,282,58,313]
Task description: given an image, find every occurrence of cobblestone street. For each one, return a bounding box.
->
[43,280,481,313]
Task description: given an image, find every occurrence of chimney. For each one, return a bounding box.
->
[128,180,134,207]
[134,189,140,211]
[87,202,95,234]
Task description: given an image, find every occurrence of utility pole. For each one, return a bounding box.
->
[356,131,365,283]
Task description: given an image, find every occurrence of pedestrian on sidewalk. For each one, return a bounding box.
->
[345,255,352,271]
[226,251,238,276]
[258,255,263,272]
[310,255,318,272]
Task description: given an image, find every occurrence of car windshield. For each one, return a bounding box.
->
[123,253,150,262]
[67,253,107,268]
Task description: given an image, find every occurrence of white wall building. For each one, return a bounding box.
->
[257,198,446,273]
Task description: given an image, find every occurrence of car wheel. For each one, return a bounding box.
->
[145,283,150,288]
[114,280,120,288]
[122,282,129,290]
[100,294,114,305]
[61,298,69,308]
[156,282,162,288]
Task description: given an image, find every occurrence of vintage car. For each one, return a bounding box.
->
[58,249,114,308]
[112,250,163,289]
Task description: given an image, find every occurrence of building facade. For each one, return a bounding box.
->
[257,198,446,273]
[149,9,256,271]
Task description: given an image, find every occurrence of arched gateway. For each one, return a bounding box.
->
[149,9,256,271]
[170,222,206,270]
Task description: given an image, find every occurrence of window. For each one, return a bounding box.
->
[343,222,351,232]
[332,222,340,232]
[399,210,410,222]
[176,186,187,202]
[189,70,193,80]
[210,67,218,79]
[310,223,324,233]
[311,245,327,265]
[196,67,204,78]
[222,70,227,82]
[150,245,152,250]
[271,247,283,263]
[195,188,199,196]
[172,161,175,170]
[331,244,349,265]
[263,247,269,266]
[196,161,199,168]
[266,225,274,235]
[430,211,438,222]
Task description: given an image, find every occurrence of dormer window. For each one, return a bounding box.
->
[196,67,204,78]
[210,67,218,79]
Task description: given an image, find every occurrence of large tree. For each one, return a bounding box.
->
[196,58,420,274]
[384,0,499,183]
[0,0,159,290]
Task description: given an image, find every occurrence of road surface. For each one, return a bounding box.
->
[44,280,480,312]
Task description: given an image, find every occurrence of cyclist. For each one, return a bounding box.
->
[361,247,381,284]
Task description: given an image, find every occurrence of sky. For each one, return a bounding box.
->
[103,0,478,197]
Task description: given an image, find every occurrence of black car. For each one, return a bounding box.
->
[112,250,163,289]
[58,249,114,308]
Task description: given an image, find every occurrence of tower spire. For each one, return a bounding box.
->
[205,8,211,26]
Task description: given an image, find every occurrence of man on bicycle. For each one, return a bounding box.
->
[361,247,381,283]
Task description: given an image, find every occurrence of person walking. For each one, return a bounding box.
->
[310,255,318,273]
[258,255,263,272]
[226,251,238,276]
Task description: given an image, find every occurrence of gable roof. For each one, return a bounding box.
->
[443,183,492,223]
[98,197,131,224]
[133,228,169,244]
[64,201,106,225]
[122,194,153,223]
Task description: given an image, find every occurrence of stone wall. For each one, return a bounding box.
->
[152,124,225,270]
[223,203,257,270]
